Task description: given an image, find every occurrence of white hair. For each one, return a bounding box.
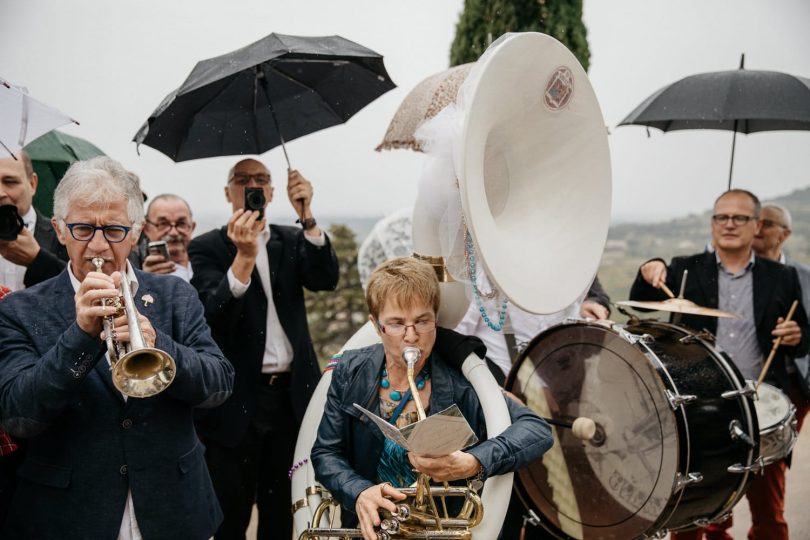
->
[761,201,792,229]
[53,157,144,232]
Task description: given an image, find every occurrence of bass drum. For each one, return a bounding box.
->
[505,320,759,539]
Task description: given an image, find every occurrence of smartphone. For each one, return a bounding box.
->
[147,240,170,261]
[244,187,265,220]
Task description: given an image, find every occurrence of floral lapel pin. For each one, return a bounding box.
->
[141,294,154,308]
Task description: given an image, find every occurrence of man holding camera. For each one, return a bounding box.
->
[0,151,68,291]
[189,158,339,540]
[142,194,197,282]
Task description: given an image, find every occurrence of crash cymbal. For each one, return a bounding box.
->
[616,298,740,319]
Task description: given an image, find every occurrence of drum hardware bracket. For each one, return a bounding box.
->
[728,456,765,474]
[678,331,715,344]
[728,420,756,448]
[522,508,542,528]
[616,326,655,346]
[674,471,704,491]
[640,528,669,539]
[693,518,712,527]
[721,380,758,400]
[666,390,698,409]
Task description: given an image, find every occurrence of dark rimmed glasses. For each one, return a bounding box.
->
[65,223,131,243]
[376,319,437,336]
[229,173,271,186]
[711,214,757,226]
[145,219,193,233]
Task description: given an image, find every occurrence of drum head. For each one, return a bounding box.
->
[755,382,792,430]
[507,322,680,539]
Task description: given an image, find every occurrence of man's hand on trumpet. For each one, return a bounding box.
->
[408,451,482,483]
[75,267,120,336]
[101,311,156,349]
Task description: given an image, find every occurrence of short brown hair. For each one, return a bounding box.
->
[366,257,440,320]
[715,189,761,217]
[18,150,34,178]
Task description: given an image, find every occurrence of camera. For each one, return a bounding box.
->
[147,240,170,261]
[244,187,265,220]
[0,205,24,241]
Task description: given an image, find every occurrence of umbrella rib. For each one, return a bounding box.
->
[261,61,351,124]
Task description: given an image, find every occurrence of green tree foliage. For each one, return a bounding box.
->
[449,0,590,71]
[305,224,368,366]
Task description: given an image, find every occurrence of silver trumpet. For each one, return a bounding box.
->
[93,257,176,398]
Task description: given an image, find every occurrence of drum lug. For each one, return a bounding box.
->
[674,471,703,491]
[693,518,712,527]
[522,509,542,528]
[666,390,697,409]
[728,457,766,474]
[721,380,758,400]
[728,420,756,448]
[616,327,654,345]
[638,528,668,539]
[678,331,715,344]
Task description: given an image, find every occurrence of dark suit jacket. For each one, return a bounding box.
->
[21,209,68,288]
[189,224,339,446]
[629,251,810,389]
[0,269,234,540]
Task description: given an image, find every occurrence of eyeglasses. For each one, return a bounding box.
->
[229,173,271,186]
[376,319,437,336]
[65,223,131,243]
[711,214,757,226]
[760,218,787,230]
[146,219,192,233]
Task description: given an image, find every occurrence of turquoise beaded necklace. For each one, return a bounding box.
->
[380,366,430,402]
[465,228,508,331]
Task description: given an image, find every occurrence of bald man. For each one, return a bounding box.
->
[189,159,339,540]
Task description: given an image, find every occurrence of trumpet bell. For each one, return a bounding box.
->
[112,348,176,398]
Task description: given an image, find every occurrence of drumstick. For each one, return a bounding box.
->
[543,416,597,441]
[660,283,676,299]
[756,300,800,388]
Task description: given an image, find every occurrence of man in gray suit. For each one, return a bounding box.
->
[753,201,810,431]
[0,156,234,539]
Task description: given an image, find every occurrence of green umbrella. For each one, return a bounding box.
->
[24,130,105,217]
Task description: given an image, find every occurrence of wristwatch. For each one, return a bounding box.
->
[297,217,317,230]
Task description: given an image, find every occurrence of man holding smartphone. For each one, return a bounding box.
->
[142,194,197,282]
[188,158,339,540]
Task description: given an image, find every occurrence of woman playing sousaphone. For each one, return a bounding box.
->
[310,257,553,540]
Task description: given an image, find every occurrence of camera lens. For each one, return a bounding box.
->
[0,205,24,241]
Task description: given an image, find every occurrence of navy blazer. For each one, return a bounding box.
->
[0,269,234,540]
[310,340,553,522]
[189,224,339,446]
[629,251,810,390]
[22,209,69,287]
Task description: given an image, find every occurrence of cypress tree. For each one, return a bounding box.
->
[450,0,590,71]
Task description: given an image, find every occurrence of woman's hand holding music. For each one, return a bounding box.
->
[408,451,481,482]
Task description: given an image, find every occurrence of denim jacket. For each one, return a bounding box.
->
[310,338,553,520]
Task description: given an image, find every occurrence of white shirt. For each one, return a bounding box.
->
[67,261,143,540]
[227,228,325,374]
[170,261,193,283]
[0,205,36,291]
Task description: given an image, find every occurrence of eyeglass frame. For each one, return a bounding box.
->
[375,319,438,336]
[228,173,272,186]
[145,219,193,233]
[759,218,788,230]
[711,214,758,226]
[63,222,132,243]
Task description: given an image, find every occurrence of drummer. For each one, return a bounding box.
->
[310,257,553,540]
[629,189,810,540]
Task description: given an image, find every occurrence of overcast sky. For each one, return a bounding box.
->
[2,0,809,227]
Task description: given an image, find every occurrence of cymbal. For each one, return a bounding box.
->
[616,298,740,319]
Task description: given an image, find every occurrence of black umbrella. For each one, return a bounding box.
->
[619,55,810,188]
[133,33,396,165]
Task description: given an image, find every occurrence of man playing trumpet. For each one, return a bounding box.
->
[0,157,234,539]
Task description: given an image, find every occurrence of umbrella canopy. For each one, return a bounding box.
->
[134,33,396,163]
[1,78,78,157]
[375,63,472,152]
[24,130,106,217]
[619,56,810,187]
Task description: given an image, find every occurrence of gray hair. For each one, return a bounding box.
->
[53,157,145,231]
[146,193,193,219]
[761,201,792,229]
